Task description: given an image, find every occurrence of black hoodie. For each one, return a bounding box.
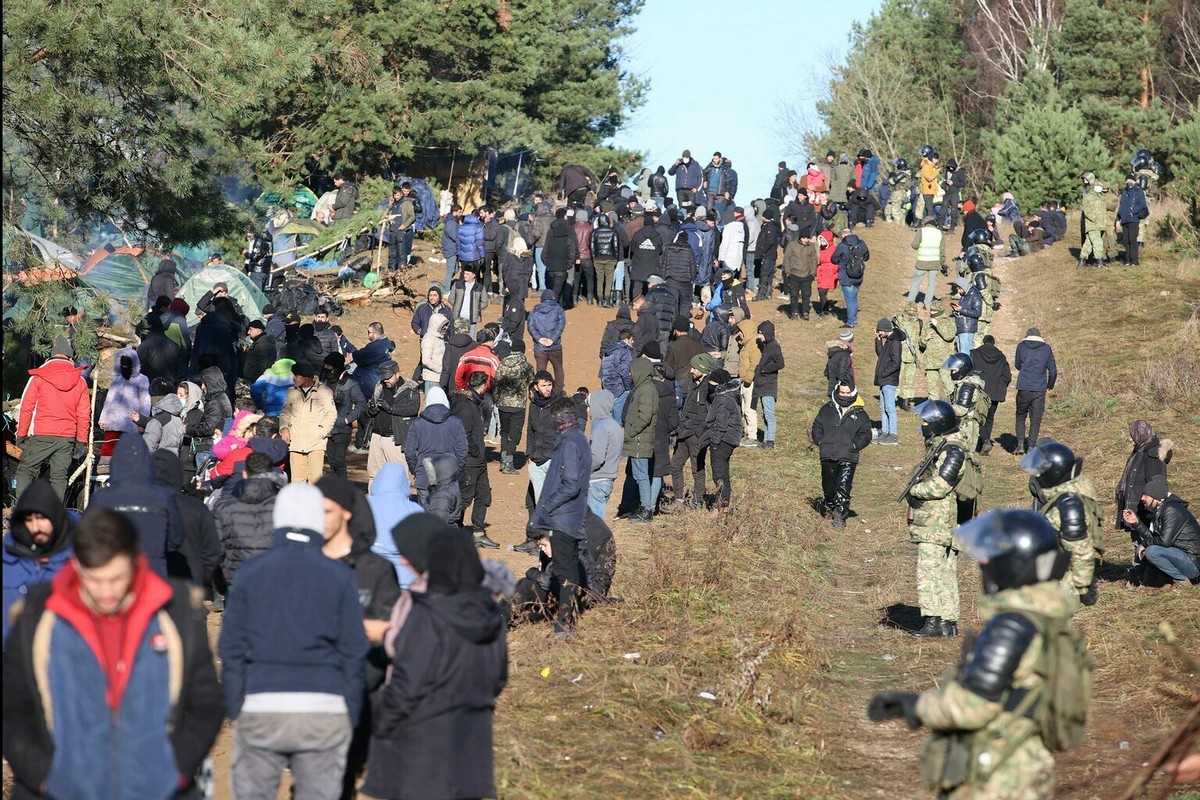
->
[970,342,1013,403]
[441,331,475,389]
[753,321,785,401]
[152,450,223,588]
[4,481,75,643]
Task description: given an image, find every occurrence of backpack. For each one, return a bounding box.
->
[843,244,865,279]
[954,450,984,501]
[1011,612,1093,752]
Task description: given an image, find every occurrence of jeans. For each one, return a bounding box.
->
[1014,390,1046,445]
[879,384,898,435]
[588,479,614,520]
[424,380,440,395]
[841,283,859,327]
[955,332,974,354]
[388,235,410,270]
[613,260,626,295]
[907,268,938,303]
[1143,545,1200,581]
[612,391,629,425]
[534,248,546,290]
[630,457,653,511]
[528,458,550,504]
[232,711,352,800]
[744,253,757,293]
[760,395,777,442]
[249,272,267,293]
[442,254,458,291]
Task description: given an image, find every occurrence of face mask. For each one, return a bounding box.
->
[834,394,855,407]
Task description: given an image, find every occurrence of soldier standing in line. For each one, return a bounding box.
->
[895,302,925,412]
[945,353,990,452]
[903,401,971,638]
[1020,440,1102,610]
[924,300,957,402]
[869,508,1092,800]
[1079,182,1108,267]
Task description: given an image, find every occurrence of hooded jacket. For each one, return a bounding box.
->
[361,532,507,800]
[815,231,838,290]
[1116,428,1171,528]
[824,340,855,394]
[832,235,870,287]
[190,366,233,442]
[331,373,366,435]
[600,340,635,396]
[89,433,186,577]
[151,450,222,588]
[16,356,90,442]
[242,332,278,384]
[441,329,476,389]
[250,359,295,417]
[456,214,485,262]
[146,260,180,303]
[628,224,664,283]
[874,329,904,387]
[502,249,534,296]
[528,291,567,352]
[526,388,565,465]
[588,390,624,483]
[1014,335,1057,392]
[599,305,635,359]
[137,323,184,386]
[811,391,873,463]
[100,349,150,434]
[699,377,743,449]
[143,393,185,453]
[404,389,469,490]
[2,480,74,645]
[219,525,370,724]
[449,391,487,469]
[677,375,710,442]
[367,463,425,583]
[279,380,336,452]
[752,322,784,401]
[531,422,592,536]
[411,297,453,339]
[653,374,680,477]
[542,218,579,274]
[189,310,239,377]
[350,335,396,397]
[970,342,1012,403]
[621,360,659,458]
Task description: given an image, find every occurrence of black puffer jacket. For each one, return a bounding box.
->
[599,306,634,360]
[526,390,564,465]
[213,471,287,585]
[824,342,854,394]
[152,450,223,588]
[677,377,709,441]
[699,379,742,449]
[755,219,781,260]
[873,330,903,387]
[190,367,232,442]
[810,396,873,463]
[662,240,697,284]
[752,321,784,403]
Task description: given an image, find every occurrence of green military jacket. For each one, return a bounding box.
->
[907,431,971,547]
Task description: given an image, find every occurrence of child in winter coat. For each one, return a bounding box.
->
[815,230,839,316]
[98,348,151,456]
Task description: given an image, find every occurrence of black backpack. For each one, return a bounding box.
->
[844,244,865,280]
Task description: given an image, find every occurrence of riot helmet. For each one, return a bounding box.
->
[956,508,1070,594]
[918,144,934,159]
[973,272,989,291]
[894,157,909,171]
[913,399,958,439]
[1019,440,1082,489]
[967,228,990,245]
[943,352,974,381]
[1131,148,1151,169]
[965,250,986,272]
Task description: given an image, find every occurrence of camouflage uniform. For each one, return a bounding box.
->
[826,205,848,236]
[885,172,911,223]
[951,371,989,450]
[1038,475,1101,606]
[1134,167,1157,245]
[896,303,924,403]
[908,431,970,622]
[1080,191,1107,262]
[916,580,1075,800]
[925,305,957,401]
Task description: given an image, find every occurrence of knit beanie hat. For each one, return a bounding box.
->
[1026,327,1041,337]
[838,331,854,343]
[690,353,717,374]
[273,483,324,534]
[316,475,360,514]
[52,335,74,359]
[707,368,731,385]
[876,318,894,332]
[640,341,662,361]
[1143,474,1169,501]
[673,314,692,332]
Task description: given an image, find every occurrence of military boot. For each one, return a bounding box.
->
[940,619,959,637]
[1077,257,1086,268]
[912,616,944,637]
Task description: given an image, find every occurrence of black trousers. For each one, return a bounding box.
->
[1015,390,1046,444]
[499,407,526,456]
[549,532,583,631]
[671,436,707,500]
[667,279,693,316]
[820,459,856,514]
[709,442,735,507]
[546,271,568,306]
[326,431,351,477]
[576,258,595,302]
[1120,221,1140,265]
[785,274,813,316]
[458,463,492,531]
[979,400,1000,446]
[755,255,777,299]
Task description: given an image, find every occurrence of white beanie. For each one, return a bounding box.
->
[273,483,325,535]
[425,385,450,409]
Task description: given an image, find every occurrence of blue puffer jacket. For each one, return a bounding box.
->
[456,215,485,262]
[861,155,881,190]
[2,480,73,647]
[219,525,369,724]
[600,340,635,396]
[530,426,592,538]
[527,291,566,352]
[954,286,983,334]
[441,214,460,258]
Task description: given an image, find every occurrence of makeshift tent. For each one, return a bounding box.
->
[77,245,199,299]
[178,264,268,325]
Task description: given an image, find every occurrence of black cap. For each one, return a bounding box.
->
[639,341,662,360]
[778,161,787,169]
[291,362,316,377]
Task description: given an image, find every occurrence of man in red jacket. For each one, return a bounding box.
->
[15,336,91,501]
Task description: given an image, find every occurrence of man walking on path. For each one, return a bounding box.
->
[1013,327,1057,456]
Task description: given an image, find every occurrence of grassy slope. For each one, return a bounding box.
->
[493,220,1200,799]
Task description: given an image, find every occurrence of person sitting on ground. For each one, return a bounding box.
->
[512,511,617,625]
[1124,475,1200,588]
[1116,420,1173,552]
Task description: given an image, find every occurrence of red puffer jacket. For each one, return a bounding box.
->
[17,357,90,441]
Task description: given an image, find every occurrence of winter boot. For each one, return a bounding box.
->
[500,452,518,475]
[628,507,653,523]
[912,616,944,637]
[513,538,541,555]
[939,619,960,637]
[473,530,500,549]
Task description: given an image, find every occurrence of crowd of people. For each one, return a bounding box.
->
[2,138,1195,800]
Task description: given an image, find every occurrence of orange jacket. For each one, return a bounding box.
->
[919,159,941,196]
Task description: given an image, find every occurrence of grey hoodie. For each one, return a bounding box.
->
[144,393,185,453]
[588,389,624,482]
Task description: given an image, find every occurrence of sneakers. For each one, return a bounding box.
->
[500,463,519,475]
[627,507,653,523]
[473,532,500,549]
[740,437,759,448]
[512,539,540,555]
[761,441,776,451]
[348,445,369,455]
[878,434,899,445]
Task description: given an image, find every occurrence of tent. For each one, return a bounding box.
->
[178,264,268,326]
[77,245,200,300]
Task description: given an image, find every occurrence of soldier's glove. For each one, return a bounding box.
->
[1079,584,1098,606]
[867,692,922,729]
[992,302,1001,311]
[72,441,88,460]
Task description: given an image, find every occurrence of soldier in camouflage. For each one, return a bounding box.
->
[904,400,971,638]
[895,302,924,412]
[924,301,956,401]
[885,165,912,224]
[945,353,989,452]
[1020,441,1101,609]
[1079,183,1108,267]
[869,509,1084,800]
[1132,149,1159,247]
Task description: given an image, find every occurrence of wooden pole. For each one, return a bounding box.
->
[373,219,386,273]
[81,370,99,507]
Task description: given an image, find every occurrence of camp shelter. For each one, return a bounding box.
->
[178,263,268,325]
[77,245,199,300]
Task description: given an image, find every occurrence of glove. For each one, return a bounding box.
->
[1079,584,1098,607]
[992,302,1002,311]
[867,692,921,729]
[73,442,88,460]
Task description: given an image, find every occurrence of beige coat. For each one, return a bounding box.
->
[280,383,336,453]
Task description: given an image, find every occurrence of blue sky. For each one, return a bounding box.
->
[607,0,881,201]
